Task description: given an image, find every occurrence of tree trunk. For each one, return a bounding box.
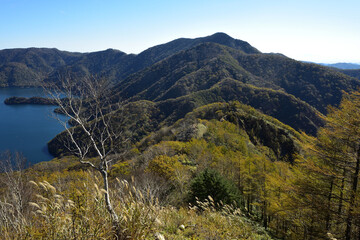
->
[101,169,119,224]
[326,178,334,231]
[345,146,360,240]
[338,167,346,217]
[263,200,268,228]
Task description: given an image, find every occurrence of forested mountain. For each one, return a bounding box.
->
[1,33,358,137]
[2,32,358,144]
[112,41,360,114]
[339,69,360,80]
[48,88,319,159]
[130,32,260,71]
[0,48,82,86]
[3,33,360,239]
[1,33,358,116]
[0,33,260,87]
[45,33,260,83]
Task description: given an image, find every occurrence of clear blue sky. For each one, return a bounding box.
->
[0,0,359,63]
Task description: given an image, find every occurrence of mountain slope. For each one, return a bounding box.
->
[176,79,324,135]
[339,69,360,80]
[46,32,260,83]
[1,33,357,137]
[0,33,260,86]
[130,32,260,73]
[0,48,83,87]
[233,54,360,113]
[48,76,321,158]
[131,78,323,136]
[111,42,257,101]
[112,42,360,114]
[48,100,302,163]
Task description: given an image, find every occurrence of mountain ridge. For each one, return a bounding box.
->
[0,32,261,87]
[1,33,358,137]
[110,41,360,114]
[320,62,360,69]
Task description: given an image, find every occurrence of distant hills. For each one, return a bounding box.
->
[1,32,360,140]
[320,62,360,69]
[311,63,360,80]
[339,69,360,80]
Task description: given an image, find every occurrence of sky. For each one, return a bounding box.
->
[0,0,359,63]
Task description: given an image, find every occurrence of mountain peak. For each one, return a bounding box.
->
[200,32,260,54]
[209,32,232,39]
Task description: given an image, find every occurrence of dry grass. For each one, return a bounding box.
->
[0,170,273,240]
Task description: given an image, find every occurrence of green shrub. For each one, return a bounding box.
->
[188,168,241,208]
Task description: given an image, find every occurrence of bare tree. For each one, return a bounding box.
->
[42,74,124,226]
[0,152,32,238]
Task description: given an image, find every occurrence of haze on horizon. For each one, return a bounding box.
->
[0,0,359,64]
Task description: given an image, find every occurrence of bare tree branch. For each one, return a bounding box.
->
[41,74,123,226]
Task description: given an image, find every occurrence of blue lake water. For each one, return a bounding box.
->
[0,88,68,164]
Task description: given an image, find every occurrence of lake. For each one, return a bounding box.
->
[0,88,68,165]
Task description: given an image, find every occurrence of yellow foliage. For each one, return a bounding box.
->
[147,155,183,180]
[111,161,131,177]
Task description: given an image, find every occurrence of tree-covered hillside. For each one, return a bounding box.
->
[0,33,261,87]
[2,33,360,239]
[4,91,360,239]
[0,48,82,87]
[112,42,359,114]
[339,69,360,80]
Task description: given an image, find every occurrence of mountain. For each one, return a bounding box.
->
[0,48,82,87]
[112,41,360,114]
[0,33,261,87]
[320,62,360,69]
[48,100,303,163]
[1,33,358,137]
[176,79,324,135]
[142,101,303,163]
[48,74,323,158]
[130,32,260,71]
[1,34,357,112]
[4,33,360,239]
[45,32,260,83]
[338,69,360,80]
[113,76,323,135]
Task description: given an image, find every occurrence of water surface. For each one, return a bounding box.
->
[0,88,68,164]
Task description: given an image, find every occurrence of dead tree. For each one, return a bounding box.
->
[42,74,123,226]
[0,152,31,238]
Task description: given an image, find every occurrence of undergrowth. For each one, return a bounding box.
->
[0,170,273,239]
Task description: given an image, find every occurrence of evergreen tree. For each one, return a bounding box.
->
[188,168,242,208]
